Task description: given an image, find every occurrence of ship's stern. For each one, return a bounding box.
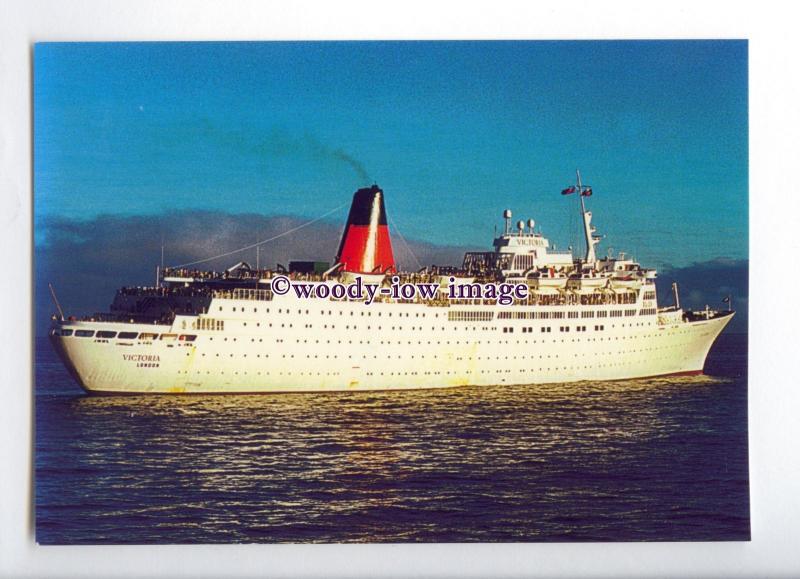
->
[48,324,91,392]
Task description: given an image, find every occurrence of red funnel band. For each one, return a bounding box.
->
[336,185,396,273]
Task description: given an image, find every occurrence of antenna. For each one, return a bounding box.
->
[503,209,512,234]
[48,283,65,321]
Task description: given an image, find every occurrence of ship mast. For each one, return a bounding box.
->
[576,169,600,266]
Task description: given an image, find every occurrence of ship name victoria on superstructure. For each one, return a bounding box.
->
[50,173,734,394]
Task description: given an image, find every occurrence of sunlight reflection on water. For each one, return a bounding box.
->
[36,338,749,543]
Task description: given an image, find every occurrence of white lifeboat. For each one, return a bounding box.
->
[566,272,609,293]
[610,272,643,291]
[527,268,568,292]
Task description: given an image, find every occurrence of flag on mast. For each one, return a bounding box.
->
[581,187,593,197]
[561,186,576,195]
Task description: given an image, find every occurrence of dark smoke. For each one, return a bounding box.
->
[330,148,370,184]
[192,119,372,185]
[305,136,370,184]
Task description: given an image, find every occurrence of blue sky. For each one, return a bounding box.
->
[34,41,747,269]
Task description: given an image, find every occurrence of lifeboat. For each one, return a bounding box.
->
[527,268,568,292]
[609,272,643,291]
[566,272,609,293]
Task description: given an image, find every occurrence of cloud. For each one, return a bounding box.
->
[655,258,748,333]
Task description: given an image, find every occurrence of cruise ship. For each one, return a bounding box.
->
[49,173,734,394]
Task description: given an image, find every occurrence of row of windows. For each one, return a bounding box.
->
[63,313,659,343]
[448,311,494,322]
[231,288,273,301]
[497,311,567,320]
[195,318,224,331]
[188,346,674,363]
[186,341,688,365]
[220,301,654,319]
[177,361,656,380]
[214,320,651,334]
[494,308,646,321]
[224,305,431,318]
[177,344,690,379]
[509,324,611,334]
[184,334,673,358]
[58,329,197,342]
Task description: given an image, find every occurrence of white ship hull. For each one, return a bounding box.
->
[50,293,733,395]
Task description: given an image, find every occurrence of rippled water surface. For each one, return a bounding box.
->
[35,334,749,543]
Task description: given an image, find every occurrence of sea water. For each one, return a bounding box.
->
[34,334,749,543]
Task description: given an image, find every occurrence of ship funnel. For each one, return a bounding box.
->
[335,184,396,274]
